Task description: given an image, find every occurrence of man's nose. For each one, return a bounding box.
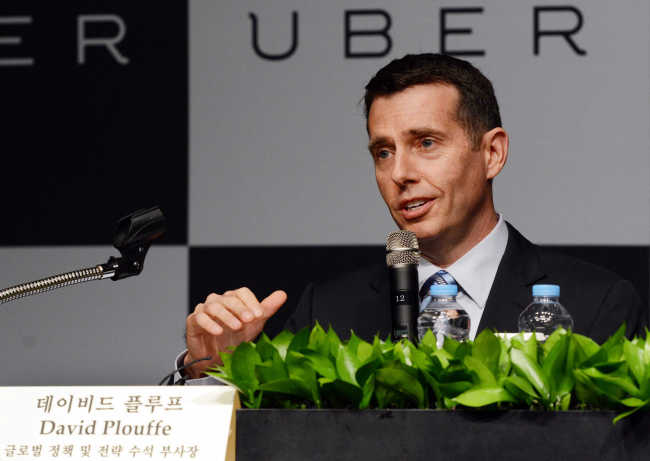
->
[391,151,418,186]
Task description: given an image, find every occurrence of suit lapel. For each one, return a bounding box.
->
[478,223,546,333]
[368,266,392,338]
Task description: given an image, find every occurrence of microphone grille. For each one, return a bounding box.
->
[386,230,419,266]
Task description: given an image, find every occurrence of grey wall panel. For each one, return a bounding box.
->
[0,246,187,385]
[190,0,649,246]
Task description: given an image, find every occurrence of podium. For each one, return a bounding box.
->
[236,409,650,461]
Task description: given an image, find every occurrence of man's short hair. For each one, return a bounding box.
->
[364,53,502,148]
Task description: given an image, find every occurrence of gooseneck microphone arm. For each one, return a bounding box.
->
[0,207,165,305]
[0,263,117,304]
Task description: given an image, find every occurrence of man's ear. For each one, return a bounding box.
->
[481,127,509,180]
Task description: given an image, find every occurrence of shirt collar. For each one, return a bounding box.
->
[417,214,509,309]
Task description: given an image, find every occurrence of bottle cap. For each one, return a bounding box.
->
[532,284,560,297]
[428,284,458,296]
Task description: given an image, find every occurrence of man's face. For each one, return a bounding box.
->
[367,83,491,245]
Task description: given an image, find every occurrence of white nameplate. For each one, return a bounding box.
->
[0,386,238,461]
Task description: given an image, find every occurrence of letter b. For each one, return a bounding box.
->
[344,10,392,58]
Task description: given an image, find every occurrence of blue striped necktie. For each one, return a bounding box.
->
[419,270,457,311]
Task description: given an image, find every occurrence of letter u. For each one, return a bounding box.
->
[249,11,298,60]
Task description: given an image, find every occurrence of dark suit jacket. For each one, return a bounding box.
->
[271,223,648,344]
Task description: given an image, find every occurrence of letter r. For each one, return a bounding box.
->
[77,14,130,65]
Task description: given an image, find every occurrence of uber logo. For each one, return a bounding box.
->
[0,14,129,67]
[249,5,587,61]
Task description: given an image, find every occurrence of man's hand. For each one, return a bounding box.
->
[184,288,287,378]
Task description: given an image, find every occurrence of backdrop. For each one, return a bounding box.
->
[0,0,648,385]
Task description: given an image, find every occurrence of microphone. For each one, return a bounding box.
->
[0,207,165,305]
[386,230,420,343]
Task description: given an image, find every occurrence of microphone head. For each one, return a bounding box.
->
[386,230,419,266]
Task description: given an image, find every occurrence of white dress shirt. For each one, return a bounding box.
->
[417,214,509,340]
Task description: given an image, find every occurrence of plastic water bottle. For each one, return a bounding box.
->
[518,284,574,339]
[417,284,470,347]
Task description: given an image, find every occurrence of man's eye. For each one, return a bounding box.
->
[421,139,434,148]
[376,150,390,160]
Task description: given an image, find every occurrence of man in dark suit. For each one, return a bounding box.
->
[276,223,645,346]
[181,54,647,380]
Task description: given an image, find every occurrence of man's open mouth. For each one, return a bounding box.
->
[405,199,429,210]
[399,198,435,220]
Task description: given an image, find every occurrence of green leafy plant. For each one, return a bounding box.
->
[208,323,650,423]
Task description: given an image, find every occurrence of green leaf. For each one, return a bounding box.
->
[255,334,275,361]
[327,327,342,359]
[359,375,376,409]
[256,360,287,383]
[497,338,512,378]
[378,336,394,353]
[542,333,570,397]
[452,387,516,407]
[443,335,461,355]
[433,347,452,369]
[602,323,626,354]
[394,342,414,367]
[302,349,337,380]
[371,336,388,363]
[288,327,310,354]
[613,405,646,424]
[452,341,472,362]
[242,391,263,409]
[375,367,425,408]
[542,327,567,358]
[503,375,539,403]
[255,335,287,381]
[572,334,601,366]
[510,348,550,403]
[321,379,362,408]
[259,378,312,400]
[357,340,374,364]
[271,330,294,360]
[307,322,330,357]
[473,330,501,377]
[409,344,435,374]
[623,339,646,390]
[620,397,648,408]
[420,329,437,351]
[511,332,538,363]
[573,369,618,407]
[231,342,262,392]
[581,367,640,397]
[594,360,626,374]
[559,393,571,410]
[336,343,361,386]
[463,355,497,387]
[439,380,473,397]
[286,351,321,407]
[356,359,382,388]
[420,369,442,407]
[439,366,473,384]
[218,350,233,377]
[556,374,575,400]
[346,331,362,355]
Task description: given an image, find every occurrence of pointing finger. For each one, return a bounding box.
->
[260,290,287,317]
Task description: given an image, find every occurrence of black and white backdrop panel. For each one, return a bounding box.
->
[0,1,648,385]
[0,1,188,385]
